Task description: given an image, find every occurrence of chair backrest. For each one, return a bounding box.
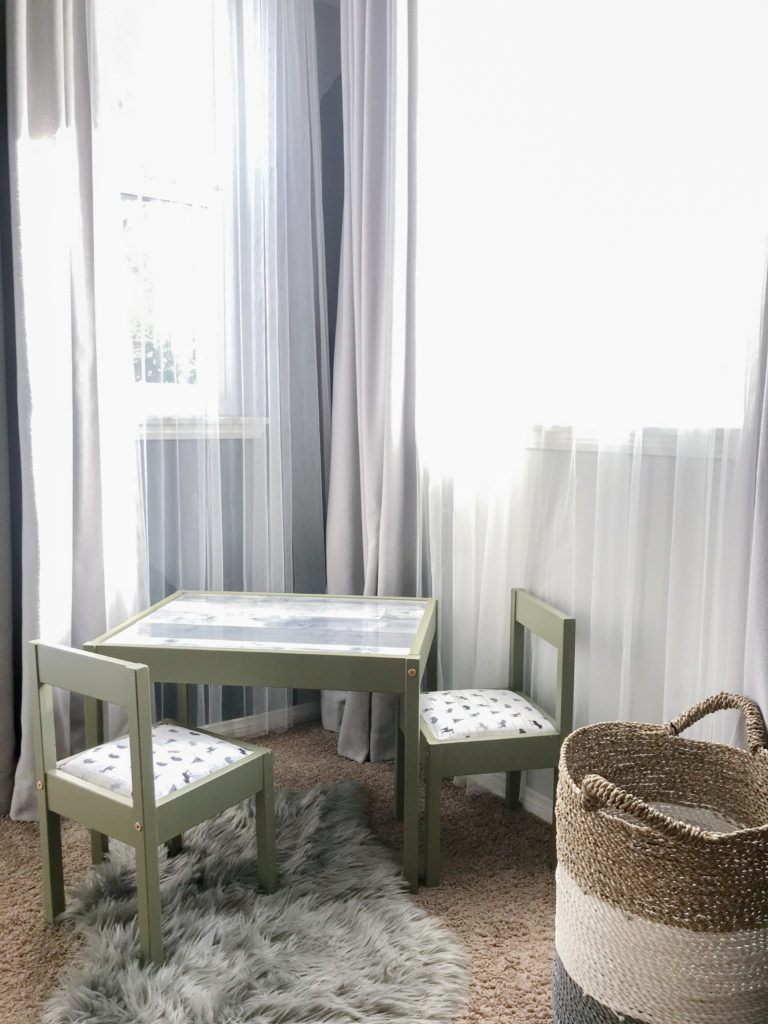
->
[509,589,575,736]
[31,642,156,816]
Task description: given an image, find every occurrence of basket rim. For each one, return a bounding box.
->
[564,715,763,740]
[562,719,768,764]
[561,770,768,841]
[560,722,768,842]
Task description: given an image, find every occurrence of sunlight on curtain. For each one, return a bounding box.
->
[91,0,330,729]
[8,0,147,814]
[414,0,768,779]
[8,0,328,817]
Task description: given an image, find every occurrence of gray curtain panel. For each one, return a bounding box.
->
[7,0,133,819]
[323,0,419,762]
[0,258,14,814]
[0,2,19,815]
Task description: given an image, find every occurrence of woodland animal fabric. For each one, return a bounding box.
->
[420,689,556,740]
[58,722,251,798]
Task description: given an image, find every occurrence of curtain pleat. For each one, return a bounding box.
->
[323,0,418,762]
[0,251,14,814]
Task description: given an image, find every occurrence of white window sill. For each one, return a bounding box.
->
[530,425,735,458]
[138,416,268,442]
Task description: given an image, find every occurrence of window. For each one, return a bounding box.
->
[415,0,768,471]
[96,0,234,425]
[122,185,223,417]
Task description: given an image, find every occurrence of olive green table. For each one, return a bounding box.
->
[86,590,437,891]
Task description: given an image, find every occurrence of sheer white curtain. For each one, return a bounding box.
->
[414,0,768,811]
[93,0,330,728]
[8,0,329,818]
[745,315,768,713]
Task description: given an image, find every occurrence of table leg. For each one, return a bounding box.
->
[424,741,443,887]
[394,707,404,821]
[402,671,420,892]
[176,682,190,726]
[426,630,438,691]
[169,681,189,853]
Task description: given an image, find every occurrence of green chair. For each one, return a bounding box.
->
[419,589,575,885]
[30,641,277,964]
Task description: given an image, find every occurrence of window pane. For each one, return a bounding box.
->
[124,194,216,386]
[95,0,228,416]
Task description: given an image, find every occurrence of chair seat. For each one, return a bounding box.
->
[58,721,252,799]
[420,689,557,741]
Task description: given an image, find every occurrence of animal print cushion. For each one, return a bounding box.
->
[420,689,556,740]
[57,722,251,799]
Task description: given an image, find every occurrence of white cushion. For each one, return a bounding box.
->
[57,722,252,799]
[420,689,557,740]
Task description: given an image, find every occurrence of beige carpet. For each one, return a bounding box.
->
[0,722,556,1024]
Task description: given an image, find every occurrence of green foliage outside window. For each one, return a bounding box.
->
[125,196,200,387]
[132,321,197,385]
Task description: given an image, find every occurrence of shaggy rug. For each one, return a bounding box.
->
[41,781,469,1024]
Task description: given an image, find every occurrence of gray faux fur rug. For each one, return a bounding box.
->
[41,781,469,1024]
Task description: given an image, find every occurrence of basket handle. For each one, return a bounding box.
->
[663,692,768,756]
[580,773,705,838]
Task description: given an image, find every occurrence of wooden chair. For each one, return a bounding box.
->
[419,589,575,885]
[30,641,277,964]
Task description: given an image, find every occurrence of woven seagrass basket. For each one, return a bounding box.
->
[553,692,768,1024]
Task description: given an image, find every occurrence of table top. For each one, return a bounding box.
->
[97,591,432,657]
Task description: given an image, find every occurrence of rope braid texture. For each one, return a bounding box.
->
[553,692,768,1024]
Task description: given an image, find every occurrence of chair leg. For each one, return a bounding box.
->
[505,770,522,809]
[423,743,443,887]
[255,754,277,894]
[165,835,183,857]
[90,829,109,865]
[135,831,163,965]
[39,808,66,922]
[394,717,404,821]
[84,697,109,865]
